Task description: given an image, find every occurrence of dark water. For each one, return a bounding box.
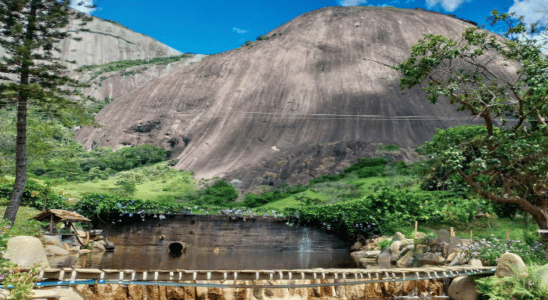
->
[51,247,356,270]
[50,215,356,270]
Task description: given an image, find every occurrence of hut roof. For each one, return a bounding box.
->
[31,209,91,223]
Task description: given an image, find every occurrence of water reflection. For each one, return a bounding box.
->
[53,246,355,270]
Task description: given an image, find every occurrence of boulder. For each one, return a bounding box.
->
[415,244,428,255]
[495,253,526,278]
[92,242,106,252]
[417,253,446,266]
[448,236,463,255]
[45,245,69,256]
[43,235,63,247]
[350,242,363,251]
[396,251,414,268]
[469,259,482,267]
[79,249,91,254]
[377,249,391,269]
[364,250,381,258]
[393,232,406,241]
[7,236,49,269]
[410,231,426,240]
[448,276,478,300]
[437,229,451,244]
[390,241,403,261]
[431,241,449,257]
[350,250,367,264]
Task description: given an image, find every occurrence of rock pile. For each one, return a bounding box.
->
[351,230,469,269]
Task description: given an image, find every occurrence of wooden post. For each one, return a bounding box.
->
[49,214,54,234]
[414,221,418,233]
[470,230,473,240]
[450,227,454,237]
[506,229,510,241]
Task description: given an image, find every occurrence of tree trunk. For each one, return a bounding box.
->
[3,0,37,224]
[3,92,28,224]
[531,211,548,241]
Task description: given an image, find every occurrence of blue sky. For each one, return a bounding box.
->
[71,0,548,55]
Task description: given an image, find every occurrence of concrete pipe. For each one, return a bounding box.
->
[168,241,188,256]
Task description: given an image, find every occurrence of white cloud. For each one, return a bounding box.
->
[509,0,548,26]
[425,0,471,12]
[367,0,401,7]
[337,0,368,7]
[509,0,548,54]
[406,0,416,3]
[70,0,96,14]
[232,27,247,34]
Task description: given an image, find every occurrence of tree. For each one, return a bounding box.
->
[392,11,548,233]
[0,0,94,223]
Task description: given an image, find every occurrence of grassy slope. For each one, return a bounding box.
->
[4,162,539,242]
[51,162,196,201]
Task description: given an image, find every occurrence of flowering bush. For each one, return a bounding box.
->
[463,234,547,266]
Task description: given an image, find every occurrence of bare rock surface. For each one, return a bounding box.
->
[6,236,49,269]
[448,276,478,300]
[76,7,515,188]
[496,253,526,278]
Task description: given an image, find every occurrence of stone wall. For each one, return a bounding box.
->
[75,279,445,300]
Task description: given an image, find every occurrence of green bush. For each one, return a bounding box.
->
[344,157,389,173]
[285,186,478,238]
[492,201,520,219]
[0,180,70,210]
[195,180,238,206]
[476,265,548,299]
[356,165,386,178]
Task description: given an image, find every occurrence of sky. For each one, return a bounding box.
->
[70,0,548,55]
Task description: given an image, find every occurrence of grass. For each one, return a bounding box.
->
[0,198,45,236]
[52,162,197,202]
[398,214,539,242]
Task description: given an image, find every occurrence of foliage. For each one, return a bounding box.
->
[377,144,401,152]
[0,0,96,223]
[476,265,548,299]
[392,10,548,231]
[0,222,40,300]
[78,54,194,78]
[285,186,477,238]
[113,171,141,196]
[241,183,306,208]
[378,237,392,250]
[74,193,191,220]
[194,180,238,206]
[463,234,547,266]
[32,144,171,181]
[0,179,70,211]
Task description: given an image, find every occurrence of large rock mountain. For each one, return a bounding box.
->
[0,14,181,70]
[76,7,512,189]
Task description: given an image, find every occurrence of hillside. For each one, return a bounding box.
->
[0,13,181,70]
[76,7,515,189]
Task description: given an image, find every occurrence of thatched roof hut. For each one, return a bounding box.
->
[31,209,91,235]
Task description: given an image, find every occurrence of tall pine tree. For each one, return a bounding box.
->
[0,0,94,223]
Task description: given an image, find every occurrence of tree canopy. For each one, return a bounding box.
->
[393,10,548,231]
[0,0,94,223]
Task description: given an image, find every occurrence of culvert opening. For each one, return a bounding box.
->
[168,242,186,256]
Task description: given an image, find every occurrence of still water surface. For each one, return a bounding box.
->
[50,246,356,270]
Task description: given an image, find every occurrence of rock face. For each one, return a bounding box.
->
[0,12,181,70]
[76,7,514,188]
[6,236,49,269]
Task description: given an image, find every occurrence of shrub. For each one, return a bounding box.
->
[0,180,70,210]
[377,144,400,152]
[463,235,547,266]
[356,165,386,178]
[344,157,389,173]
[195,180,238,206]
[492,201,520,219]
[476,265,548,299]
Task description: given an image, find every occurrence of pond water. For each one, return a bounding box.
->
[50,247,356,270]
[50,215,356,270]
